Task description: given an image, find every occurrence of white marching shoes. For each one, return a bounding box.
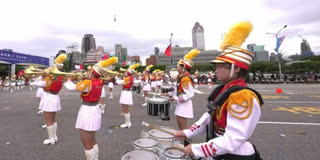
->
[120,113,132,128]
[141,97,148,106]
[85,148,96,160]
[108,92,113,99]
[93,144,99,160]
[43,122,58,145]
[100,104,106,114]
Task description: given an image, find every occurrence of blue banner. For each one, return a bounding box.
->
[0,50,49,66]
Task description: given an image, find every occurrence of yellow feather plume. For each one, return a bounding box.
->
[100,57,118,68]
[146,65,153,69]
[184,49,200,60]
[55,54,67,64]
[129,63,140,69]
[220,21,253,51]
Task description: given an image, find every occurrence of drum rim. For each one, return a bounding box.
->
[147,126,176,140]
[163,147,186,158]
[121,149,160,160]
[132,137,160,149]
[147,98,169,103]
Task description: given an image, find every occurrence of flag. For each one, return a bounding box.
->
[102,54,109,60]
[275,36,285,52]
[80,64,84,70]
[164,43,171,57]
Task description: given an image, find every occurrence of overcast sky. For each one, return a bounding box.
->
[0,0,319,63]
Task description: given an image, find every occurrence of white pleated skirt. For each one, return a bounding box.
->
[151,81,156,88]
[36,88,44,98]
[119,90,133,105]
[75,104,101,131]
[40,93,61,112]
[143,83,151,91]
[156,80,162,86]
[108,82,114,88]
[174,99,194,118]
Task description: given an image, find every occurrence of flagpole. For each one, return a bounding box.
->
[170,33,173,67]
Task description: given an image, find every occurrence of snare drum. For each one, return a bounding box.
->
[132,84,141,94]
[121,149,160,160]
[148,126,176,141]
[161,86,174,94]
[147,98,170,120]
[133,137,159,152]
[163,148,187,160]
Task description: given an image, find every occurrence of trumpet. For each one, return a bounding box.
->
[49,66,85,81]
[99,70,123,81]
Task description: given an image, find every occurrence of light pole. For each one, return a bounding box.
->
[267,25,287,82]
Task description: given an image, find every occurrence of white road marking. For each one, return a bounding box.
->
[285,92,295,94]
[3,107,11,109]
[265,101,320,104]
[259,121,320,126]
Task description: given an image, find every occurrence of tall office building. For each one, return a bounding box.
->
[115,44,128,65]
[247,44,269,62]
[300,39,314,57]
[81,34,96,54]
[192,22,205,51]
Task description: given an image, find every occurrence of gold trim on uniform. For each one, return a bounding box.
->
[181,77,192,89]
[76,80,92,96]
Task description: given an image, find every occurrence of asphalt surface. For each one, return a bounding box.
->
[0,83,320,160]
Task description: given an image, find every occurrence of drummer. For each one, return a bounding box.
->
[169,49,200,130]
[116,63,140,128]
[173,21,263,160]
[141,65,153,106]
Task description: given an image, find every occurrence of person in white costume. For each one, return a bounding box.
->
[169,49,200,130]
[141,65,153,106]
[174,21,263,160]
[64,57,118,160]
[33,54,67,145]
[116,63,139,128]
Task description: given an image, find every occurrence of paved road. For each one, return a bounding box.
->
[0,84,319,160]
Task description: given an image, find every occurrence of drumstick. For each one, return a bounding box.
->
[171,143,185,152]
[141,121,192,143]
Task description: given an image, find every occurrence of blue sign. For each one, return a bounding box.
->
[0,50,49,66]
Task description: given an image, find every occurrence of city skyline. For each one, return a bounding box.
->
[0,0,319,62]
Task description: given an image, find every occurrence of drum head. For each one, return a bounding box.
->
[161,86,172,89]
[122,150,159,160]
[133,137,159,148]
[148,98,168,103]
[148,126,176,140]
[164,148,185,158]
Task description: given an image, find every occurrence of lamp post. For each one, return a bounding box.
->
[267,25,287,82]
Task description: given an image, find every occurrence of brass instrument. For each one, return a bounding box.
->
[49,66,84,81]
[24,66,44,75]
[99,70,122,81]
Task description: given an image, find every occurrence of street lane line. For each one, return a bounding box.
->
[265,101,320,104]
[259,121,320,126]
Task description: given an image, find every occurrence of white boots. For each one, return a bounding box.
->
[84,144,99,160]
[100,104,105,114]
[108,92,113,99]
[43,122,58,145]
[120,113,132,128]
[142,97,148,106]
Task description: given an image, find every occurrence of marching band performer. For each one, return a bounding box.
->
[174,21,263,160]
[116,63,139,128]
[208,71,213,88]
[107,78,114,99]
[33,54,66,145]
[64,57,118,160]
[156,70,163,91]
[4,76,10,91]
[141,65,153,106]
[169,49,200,130]
[150,70,157,93]
[10,75,16,93]
[194,70,199,89]
[100,85,106,114]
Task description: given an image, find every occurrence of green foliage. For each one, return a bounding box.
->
[300,55,320,61]
[62,60,70,72]
[249,61,320,73]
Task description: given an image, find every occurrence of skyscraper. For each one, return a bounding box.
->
[247,44,269,62]
[115,44,128,65]
[192,22,205,51]
[300,39,314,57]
[81,34,96,54]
